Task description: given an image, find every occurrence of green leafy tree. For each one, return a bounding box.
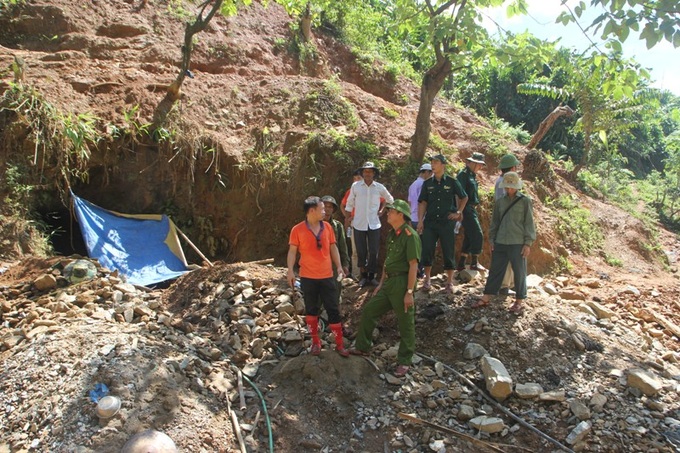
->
[392,0,536,162]
[557,0,680,50]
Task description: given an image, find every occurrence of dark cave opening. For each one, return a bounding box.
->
[39,207,88,257]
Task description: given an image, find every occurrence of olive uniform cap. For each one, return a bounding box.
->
[321,195,338,210]
[499,154,521,170]
[386,199,412,220]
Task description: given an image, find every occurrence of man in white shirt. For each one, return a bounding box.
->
[344,162,394,287]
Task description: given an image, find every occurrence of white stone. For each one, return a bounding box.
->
[526,274,543,288]
[627,368,663,396]
[566,421,591,444]
[586,301,615,319]
[469,416,505,433]
[515,383,543,399]
[539,390,566,402]
[480,356,513,402]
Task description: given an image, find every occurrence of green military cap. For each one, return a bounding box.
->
[321,195,338,210]
[386,199,411,220]
[499,154,520,169]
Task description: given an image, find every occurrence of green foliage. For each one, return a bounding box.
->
[300,79,358,130]
[382,107,400,119]
[0,0,25,11]
[557,0,680,50]
[0,83,96,189]
[604,253,623,267]
[471,129,509,161]
[427,134,456,157]
[545,195,603,254]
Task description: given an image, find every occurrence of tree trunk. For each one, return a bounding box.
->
[410,57,452,163]
[300,2,312,42]
[168,0,223,100]
[527,105,575,149]
[154,0,223,128]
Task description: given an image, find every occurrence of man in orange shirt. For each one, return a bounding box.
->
[287,196,348,357]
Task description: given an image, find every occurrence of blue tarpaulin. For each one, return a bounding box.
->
[71,192,190,286]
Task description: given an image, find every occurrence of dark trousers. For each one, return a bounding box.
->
[421,219,456,269]
[483,244,527,299]
[301,277,341,323]
[353,227,380,275]
[461,207,483,255]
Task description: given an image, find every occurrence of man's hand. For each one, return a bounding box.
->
[342,267,350,277]
[404,292,414,312]
[287,269,296,288]
[417,223,424,234]
[521,245,531,258]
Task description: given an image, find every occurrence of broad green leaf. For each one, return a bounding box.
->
[598,129,608,145]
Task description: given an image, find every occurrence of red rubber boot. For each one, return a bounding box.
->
[306,315,321,355]
[330,323,349,357]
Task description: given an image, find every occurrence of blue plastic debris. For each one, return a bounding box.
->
[89,383,109,403]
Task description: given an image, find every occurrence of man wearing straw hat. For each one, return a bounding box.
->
[344,161,394,287]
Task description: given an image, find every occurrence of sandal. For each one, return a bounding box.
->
[421,280,431,291]
[508,302,524,315]
[310,343,321,356]
[348,348,369,357]
[336,347,350,358]
[394,365,410,378]
[444,283,454,294]
[470,298,490,309]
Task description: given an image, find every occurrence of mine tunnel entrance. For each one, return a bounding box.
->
[39,207,88,257]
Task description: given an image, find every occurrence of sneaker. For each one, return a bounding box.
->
[349,348,369,357]
[499,287,516,296]
[310,343,321,356]
[358,278,368,287]
[456,266,466,272]
[336,347,350,357]
[369,278,380,286]
[394,364,410,377]
[470,264,486,271]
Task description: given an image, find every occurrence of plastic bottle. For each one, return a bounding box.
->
[454,221,462,234]
[346,227,352,238]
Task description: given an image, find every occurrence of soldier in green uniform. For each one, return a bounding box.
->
[349,200,421,378]
[321,195,350,305]
[457,152,486,271]
[417,154,468,293]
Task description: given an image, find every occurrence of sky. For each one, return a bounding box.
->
[482,0,680,95]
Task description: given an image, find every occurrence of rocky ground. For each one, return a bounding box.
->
[1,226,679,453]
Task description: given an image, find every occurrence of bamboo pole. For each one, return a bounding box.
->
[174,225,214,267]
